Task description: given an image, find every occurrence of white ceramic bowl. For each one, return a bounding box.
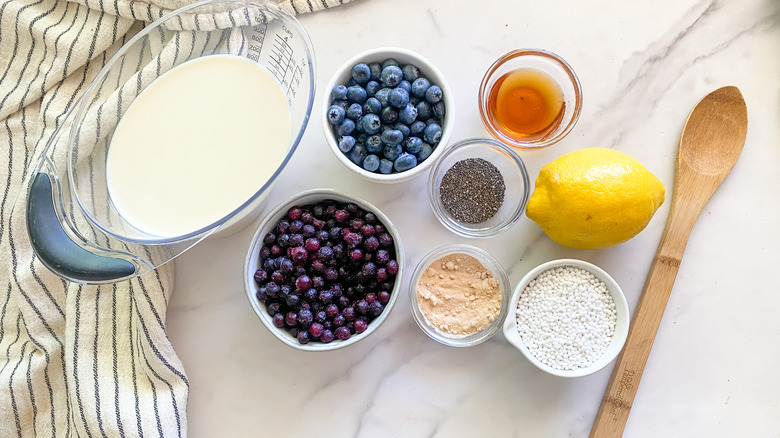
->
[322,47,454,184]
[244,189,404,351]
[503,259,630,377]
[409,244,509,347]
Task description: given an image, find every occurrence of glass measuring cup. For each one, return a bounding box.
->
[26,0,315,284]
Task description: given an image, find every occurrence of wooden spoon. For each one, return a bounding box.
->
[589,86,748,437]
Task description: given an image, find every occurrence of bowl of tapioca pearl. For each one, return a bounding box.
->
[503,259,630,377]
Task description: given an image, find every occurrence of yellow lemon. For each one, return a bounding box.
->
[526,147,665,249]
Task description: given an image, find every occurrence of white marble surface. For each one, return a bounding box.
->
[166,0,780,436]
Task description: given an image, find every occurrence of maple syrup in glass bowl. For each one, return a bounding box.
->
[479,49,582,149]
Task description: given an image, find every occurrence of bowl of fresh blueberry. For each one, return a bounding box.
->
[322,47,454,183]
[244,189,404,351]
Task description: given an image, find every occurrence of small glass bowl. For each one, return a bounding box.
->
[478,49,582,149]
[502,259,630,377]
[409,244,510,347]
[427,138,530,238]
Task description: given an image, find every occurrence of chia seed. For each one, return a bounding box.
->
[439,158,505,224]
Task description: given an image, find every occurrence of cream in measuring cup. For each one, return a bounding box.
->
[106,54,292,238]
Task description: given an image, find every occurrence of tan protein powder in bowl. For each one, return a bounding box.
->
[416,253,502,336]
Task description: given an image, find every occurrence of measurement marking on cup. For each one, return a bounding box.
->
[268,34,301,97]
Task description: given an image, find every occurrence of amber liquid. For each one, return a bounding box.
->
[487,69,565,142]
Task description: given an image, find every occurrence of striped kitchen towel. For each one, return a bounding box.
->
[0,0,354,436]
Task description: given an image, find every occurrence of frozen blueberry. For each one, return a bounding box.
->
[346,85,367,104]
[433,101,446,119]
[362,113,381,135]
[425,85,443,103]
[398,103,418,124]
[404,136,423,154]
[383,143,402,161]
[368,62,382,81]
[402,64,419,81]
[379,158,393,174]
[409,120,426,137]
[380,65,403,87]
[337,135,355,153]
[362,154,380,172]
[415,101,432,121]
[336,118,355,136]
[423,123,442,144]
[346,103,363,120]
[365,134,383,153]
[394,153,417,172]
[380,129,404,146]
[331,84,347,101]
[327,105,346,125]
[351,63,371,84]
[388,88,410,108]
[349,144,368,165]
[411,77,430,97]
[363,97,382,115]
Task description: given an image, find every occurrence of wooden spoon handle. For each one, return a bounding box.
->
[589,207,697,437]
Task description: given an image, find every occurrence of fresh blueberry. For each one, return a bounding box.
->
[346,85,367,104]
[398,80,412,93]
[394,153,417,172]
[388,88,410,108]
[415,101,432,121]
[362,113,381,135]
[336,118,355,136]
[409,120,426,137]
[398,103,418,124]
[364,80,380,97]
[362,154,380,172]
[346,103,363,120]
[383,143,402,161]
[380,65,403,88]
[332,99,349,110]
[381,58,399,69]
[404,136,423,154]
[380,129,404,146]
[374,88,391,106]
[351,63,371,84]
[418,143,434,161]
[368,62,382,81]
[349,144,367,165]
[433,101,446,119]
[363,97,382,115]
[425,117,441,126]
[423,123,442,144]
[393,122,411,138]
[402,64,419,81]
[365,134,383,153]
[331,84,347,101]
[327,105,345,125]
[425,85,443,103]
[379,158,393,174]
[411,77,430,97]
[380,106,398,124]
[339,135,355,154]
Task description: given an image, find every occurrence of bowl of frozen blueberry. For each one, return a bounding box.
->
[244,189,404,351]
[322,47,454,183]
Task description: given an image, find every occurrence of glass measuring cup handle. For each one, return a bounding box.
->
[26,172,138,283]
